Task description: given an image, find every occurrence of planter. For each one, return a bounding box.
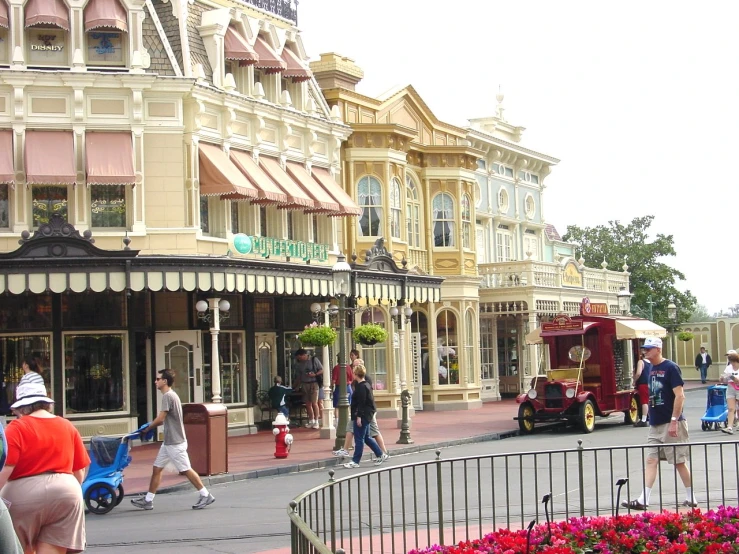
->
[298,324,337,347]
[358,338,379,346]
[352,323,388,346]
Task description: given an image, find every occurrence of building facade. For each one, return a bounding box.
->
[468,95,630,399]
[0,0,442,437]
[312,54,482,412]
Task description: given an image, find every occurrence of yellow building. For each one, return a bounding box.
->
[0,0,441,436]
[313,54,482,412]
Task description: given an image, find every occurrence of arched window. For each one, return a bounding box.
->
[359,307,387,390]
[432,193,455,247]
[436,310,459,385]
[498,187,509,213]
[465,309,475,384]
[524,194,535,219]
[390,177,402,239]
[462,194,472,249]
[357,176,383,237]
[406,175,421,248]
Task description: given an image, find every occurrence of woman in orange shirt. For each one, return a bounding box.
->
[0,381,90,554]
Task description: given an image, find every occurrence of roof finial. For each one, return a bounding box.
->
[496,85,505,120]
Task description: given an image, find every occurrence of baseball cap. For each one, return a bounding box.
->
[727,349,737,356]
[642,337,663,349]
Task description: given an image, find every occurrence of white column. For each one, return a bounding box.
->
[209,297,222,403]
[320,304,336,439]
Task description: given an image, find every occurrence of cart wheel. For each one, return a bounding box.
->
[579,400,596,434]
[115,484,124,506]
[701,421,709,431]
[518,402,536,435]
[85,483,117,515]
[624,397,639,425]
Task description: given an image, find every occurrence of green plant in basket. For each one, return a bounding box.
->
[298,322,337,347]
[677,331,694,342]
[352,323,388,346]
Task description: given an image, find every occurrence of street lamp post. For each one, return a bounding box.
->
[617,286,633,316]
[667,299,678,361]
[331,254,352,452]
[390,303,414,444]
[196,298,231,403]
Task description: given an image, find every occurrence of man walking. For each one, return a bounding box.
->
[622,337,698,510]
[694,346,712,384]
[293,348,323,429]
[131,368,215,511]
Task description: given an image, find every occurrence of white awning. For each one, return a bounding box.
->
[615,319,667,340]
[525,327,542,345]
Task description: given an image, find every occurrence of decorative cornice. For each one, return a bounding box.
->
[467,128,559,164]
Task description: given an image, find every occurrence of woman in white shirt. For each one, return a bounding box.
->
[720,352,739,434]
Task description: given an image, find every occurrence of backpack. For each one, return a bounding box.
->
[312,356,323,388]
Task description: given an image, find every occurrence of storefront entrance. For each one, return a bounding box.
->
[155,331,203,404]
[255,332,277,395]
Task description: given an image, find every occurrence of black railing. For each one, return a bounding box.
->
[243,0,298,23]
[289,439,739,554]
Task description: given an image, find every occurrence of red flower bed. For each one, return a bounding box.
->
[409,506,739,553]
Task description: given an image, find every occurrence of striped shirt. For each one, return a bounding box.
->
[18,372,45,387]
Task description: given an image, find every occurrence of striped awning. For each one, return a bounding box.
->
[0,268,334,296]
[352,280,442,303]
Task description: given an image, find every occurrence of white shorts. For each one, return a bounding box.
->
[153,442,192,473]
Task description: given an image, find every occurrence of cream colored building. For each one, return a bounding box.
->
[0,0,442,437]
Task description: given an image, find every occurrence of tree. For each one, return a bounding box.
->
[688,304,715,323]
[562,216,697,325]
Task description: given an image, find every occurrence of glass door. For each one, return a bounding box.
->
[155,331,202,405]
[255,332,277,394]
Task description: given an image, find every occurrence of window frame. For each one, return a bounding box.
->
[496,228,513,262]
[90,184,129,230]
[26,25,70,68]
[465,308,476,385]
[390,177,402,240]
[357,175,384,237]
[524,193,535,219]
[359,307,388,391]
[436,309,459,385]
[85,29,127,68]
[31,184,70,229]
[432,192,455,248]
[405,175,421,248]
[461,193,472,249]
[497,187,509,213]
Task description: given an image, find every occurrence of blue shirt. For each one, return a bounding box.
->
[648,359,684,426]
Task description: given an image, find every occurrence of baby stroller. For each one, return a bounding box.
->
[82,424,153,514]
[701,385,728,431]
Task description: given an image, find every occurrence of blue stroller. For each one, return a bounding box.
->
[701,385,728,431]
[82,424,153,514]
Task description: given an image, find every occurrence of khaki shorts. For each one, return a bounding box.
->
[646,420,690,464]
[2,473,86,553]
[347,414,380,437]
[302,382,319,404]
[154,442,192,473]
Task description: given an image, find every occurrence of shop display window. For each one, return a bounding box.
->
[202,331,244,404]
[465,309,476,384]
[359,307,387,390]
[436,310,459,385]
[26,27,69,67]
[0,294,52,330]
[64,333,126,414]
[0,334,51,415]
[62,292,125,328]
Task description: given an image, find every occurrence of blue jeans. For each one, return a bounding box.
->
[279,405,289,418]
[333,386,352,407]
[352,418,382,464]
[699,364,708,382]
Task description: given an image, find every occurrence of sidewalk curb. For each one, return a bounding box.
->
[152,427,521,495]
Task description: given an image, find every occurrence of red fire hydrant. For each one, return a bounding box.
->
[272,413,293,459]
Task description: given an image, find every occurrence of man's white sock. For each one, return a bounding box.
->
[198,487,209,497]
[638,487,652,505]
[145,492,155,502]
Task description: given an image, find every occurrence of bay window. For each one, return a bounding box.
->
[357,176,383,237]
[432,193,455,247]
[390,177,402,239]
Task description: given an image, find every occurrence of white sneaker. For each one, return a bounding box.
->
[722,426,734,435]
[333,448,349,457]
[343,461,360,469]
[374,453,390,466]
[312,421,320,429]
[305,420,314,428]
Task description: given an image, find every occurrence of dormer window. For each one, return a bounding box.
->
[252,35,286,101]
[0,2,9,65]
[25,0,70,67]
[224,24,256,92]
[84,0,128,67]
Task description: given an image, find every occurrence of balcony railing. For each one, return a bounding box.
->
[479,259,628,293]
[242,0,297,23]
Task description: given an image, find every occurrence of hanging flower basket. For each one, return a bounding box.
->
[353,323,388,346]
[297,323,337,347]
[677,331,694,342]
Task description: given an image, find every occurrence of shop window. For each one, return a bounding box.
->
[254,298,275,330]
[62,293,125,328]
[462,194,472,249]
[259,205,267,237]
[26,27,69,67]
[286,210,294,240]
[465,309,475,384]
[200,196,209,234]
[91,185,126,228]
[497,317,519,378]
[202,331,244,404]
[436,310,459,385]
[311,214,319,243]
[86,30,125,66]
[357,176,383,237]
[390,177,402,239]
[432,193,455,247]
[405,175,421,248]
[410,310,429,386]
[0,294,53,330]
[200,197,225,238]
[480,318,495,381]
[32,185,68,227]
[0,334,51,415]
[230,201,249,235]
[0,184,9,228]
[359,307,387,390]
[64,333,126,414]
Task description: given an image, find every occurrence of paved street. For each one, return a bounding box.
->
[83,387,726,554]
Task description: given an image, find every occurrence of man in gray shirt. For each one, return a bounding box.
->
[131,368,215,511]
[294,348,323,429]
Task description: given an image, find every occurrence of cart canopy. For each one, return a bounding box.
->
[615,318,666,339]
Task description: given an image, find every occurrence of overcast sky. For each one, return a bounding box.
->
[298,0,738,315]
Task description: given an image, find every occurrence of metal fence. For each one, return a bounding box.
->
[288,439,739,554]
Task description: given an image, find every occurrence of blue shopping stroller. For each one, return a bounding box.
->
[81,424,153,514]
[701,385,728,431]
